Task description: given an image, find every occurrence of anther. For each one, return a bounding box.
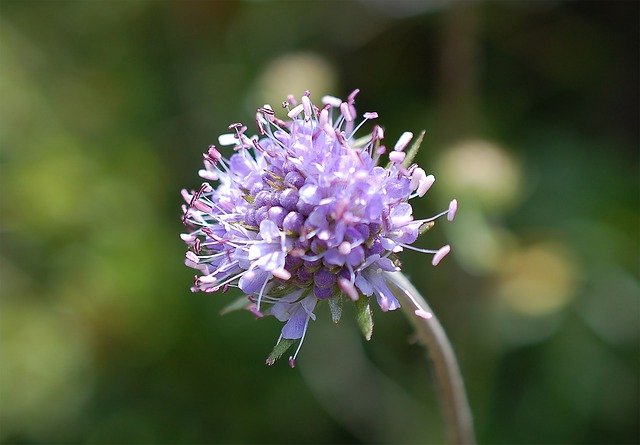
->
[447,199,458,221]
[432,245,451,266]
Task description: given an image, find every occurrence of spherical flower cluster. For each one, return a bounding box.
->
[180,90,457,366]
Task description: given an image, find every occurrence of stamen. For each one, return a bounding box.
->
[218,133,237,146]
[340,102,354,122]
[415,309,433,319]
[447,199,458,221]
[256,274,271,311]
[389,151,406,163]
[394,131,413,152]
[287,104,304,119]
[321,95,342,108]
[301,95,312,121]
[272,268,292,280]
[288,313,311,368]
[432,245,451,266]
[338,278,359,301]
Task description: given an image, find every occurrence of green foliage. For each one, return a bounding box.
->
[354,297,374,341]
[328,295,346,323]
[265,339,294,366]
[403,130,426,167]
[220,296,250,315]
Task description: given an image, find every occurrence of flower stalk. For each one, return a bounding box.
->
[386,271,476,445]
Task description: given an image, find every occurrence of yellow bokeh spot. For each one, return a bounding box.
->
[496,242,580,316]
[437,139,522,211]
[253,52,338,112]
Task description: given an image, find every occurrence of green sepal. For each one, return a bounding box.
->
[403,130,426,167]
[419,221,435,235]
[328,294,346,323]
[220,296,250,315]
[354,297,374,341]
[265,339,294,366]
[352,134,372,148]
[243,194,255,204]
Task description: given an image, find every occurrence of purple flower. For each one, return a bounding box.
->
[181,90,457,366]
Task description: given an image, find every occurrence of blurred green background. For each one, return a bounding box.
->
[1,1,638,443]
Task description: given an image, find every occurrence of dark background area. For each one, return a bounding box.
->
[1,1,638,443]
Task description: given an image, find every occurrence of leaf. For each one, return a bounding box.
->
[354,297,374,341]
[220,296,250,315]
[265,339,294,366]
[403,129,426,167]
[328,295,346,323]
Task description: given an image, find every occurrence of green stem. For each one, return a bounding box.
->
[385,272,476,445]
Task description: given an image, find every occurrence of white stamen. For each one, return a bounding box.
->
[432,245,451,266]
[340,102,354,122]
[180,233,196,243]
[410,167,425,190]
[185,251,199,263]
[394,131,413,152]
[418,174,435,197]
[389,151,406,163]
[447,199,458,221]
[415,309,433,319]
[323,123,335,137]
[338,241,352,255]
[198,169,218,181]
[338,278,359,301]
[272,268,291,280]
[198,275,218,284]
[321,95,342,107]
[256,274,271,311]
[319,108,329,127]
[301,95,312,120]
[181,189,193,202]
[193,200,212,213]
[287,104,304,119]
[218,133,237,146]
[289,314,311,368]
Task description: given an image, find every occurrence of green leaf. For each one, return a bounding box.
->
[403,130,426,167]
[265,339,294,366]
[219,296,249,315]
[354,297,374,341]
[328,295,346,323]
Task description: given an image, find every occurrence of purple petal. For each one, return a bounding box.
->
[323,248,345,266]
[281,305,309,339]
[347,245,365,266]
[259,220,281,243]
[376,257,398,272]
[364,195,383,220]
[229,154,255,178]
[238,269,270,294]
[255,251,285,271]
[390,203,413,225]
[354,274,374,296]
[299,184,322,204]
[301,296,318,319]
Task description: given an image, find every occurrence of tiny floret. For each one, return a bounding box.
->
[180,90,457,366]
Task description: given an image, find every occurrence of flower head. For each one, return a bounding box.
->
[181,90,456,366]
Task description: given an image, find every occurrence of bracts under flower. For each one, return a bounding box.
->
[181,90,457,366]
